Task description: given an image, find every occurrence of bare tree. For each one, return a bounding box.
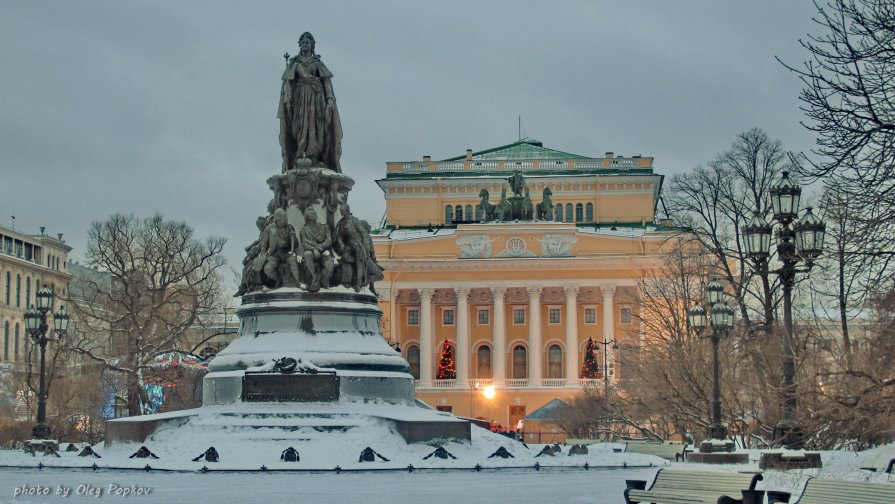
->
[781,0,895,260]
[65,214,226,416]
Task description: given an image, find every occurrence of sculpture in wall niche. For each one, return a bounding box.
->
[260,209,303,289]
[278,32,343,173]
[299,207,335,292]
[536,187,554,221]
[507,170,527,197]
[456,235,493,259]
[541,234,577,257]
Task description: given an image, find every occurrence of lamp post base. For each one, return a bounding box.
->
[31,423,51,441]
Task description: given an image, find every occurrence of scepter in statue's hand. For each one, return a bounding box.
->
[283,52,290,65]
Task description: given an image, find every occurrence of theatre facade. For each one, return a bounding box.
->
[372,139,676,429]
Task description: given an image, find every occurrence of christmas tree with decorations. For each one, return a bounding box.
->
[580,338,601,378]
[435,340,456,379]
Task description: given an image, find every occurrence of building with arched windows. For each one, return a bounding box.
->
[372,139,676,431]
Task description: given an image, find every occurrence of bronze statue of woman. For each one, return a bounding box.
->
[278,32,343,173]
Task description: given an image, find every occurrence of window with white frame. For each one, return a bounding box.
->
[477,308,490,325]
[407,308,419,326]
[548,307,561,325]
[620,306,633,324]
[442,308,455,326]
[584,307,597,324]
[513,307,525,325]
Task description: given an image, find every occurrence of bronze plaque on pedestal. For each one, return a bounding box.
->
[242,374,340,402]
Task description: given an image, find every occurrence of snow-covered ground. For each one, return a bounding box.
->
[0,400,892,503]
[1,443,893,503]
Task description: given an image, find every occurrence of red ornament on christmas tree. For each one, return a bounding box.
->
[436,340,456,379]
[580,337,601,379]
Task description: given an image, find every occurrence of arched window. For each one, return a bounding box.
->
[406,345,421,380]
[548,344,563,378]
[25,277,31,308]
[586,203,594,222]
[4,272,9,305]
[575,203,584,222]
[3,321,8,361]
[565,204,573,224]
[465,205,473,221]
[512,345,527,379]
[15,275,20,308]
[476,345,492,379]
[455,206,463,223]
[445,205,453,224]
[555,204,564,222]
[475,204,484,221]
[13,323,19,361]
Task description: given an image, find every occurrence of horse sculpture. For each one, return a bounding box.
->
[521,187,534,220]
[478,188,496,222]
[536,187,554,221]
[494,187,512,221]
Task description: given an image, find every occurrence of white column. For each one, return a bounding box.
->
[491,287,506,386]
[455,287,470,387]
[564,286,579,386]
[528,286,542,386]
[419,288,434,387]
[601,285,616,384]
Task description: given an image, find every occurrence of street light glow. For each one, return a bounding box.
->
[483,385,496,399]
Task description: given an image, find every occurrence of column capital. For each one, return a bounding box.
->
[526,286,543,298]
[490,286,507,298]
[454,287,471,299]
[378,285,392,301]
[419,288,435,300]
[563,286,579,298]
[600,285,616,298]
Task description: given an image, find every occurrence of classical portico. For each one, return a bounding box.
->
[371,139,675,429]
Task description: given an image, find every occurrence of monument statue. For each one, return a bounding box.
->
[298,208,335,292]
[279,32,343,173]
[260,208,302,289]
[507,170,527,197]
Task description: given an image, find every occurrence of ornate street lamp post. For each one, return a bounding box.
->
[594,339,619,396]
[23,287,69,443]
[686,279,741,461]
[744,172,825,452]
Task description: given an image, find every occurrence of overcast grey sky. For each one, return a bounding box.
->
[1,1,820,286]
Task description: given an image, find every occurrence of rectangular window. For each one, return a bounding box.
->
[407,308,419,326]
[620,306,633,324]
[435,405,453,413]
[548,307,561,325]
[584,308,596,325]
[513,308,525,325]
[442,308,455,326]
[477,308,490,325]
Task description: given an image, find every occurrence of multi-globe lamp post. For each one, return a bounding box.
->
[686,279,744,462]
[23,287,70,444]
[593,338,618,396]
[743,171,825,451]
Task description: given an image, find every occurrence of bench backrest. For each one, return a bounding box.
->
[795,479,895,504]
[649,469,761,494]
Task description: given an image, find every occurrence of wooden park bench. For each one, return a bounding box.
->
[624,469,763,504]
[768,478,895,504]
[624,440,688,461]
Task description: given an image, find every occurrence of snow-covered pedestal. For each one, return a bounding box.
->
[105,288,468,447]
[204,288,414,405]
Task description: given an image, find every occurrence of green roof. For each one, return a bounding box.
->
[443,139,590,162]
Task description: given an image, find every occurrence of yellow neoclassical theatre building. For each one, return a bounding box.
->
[371,139,677,430]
